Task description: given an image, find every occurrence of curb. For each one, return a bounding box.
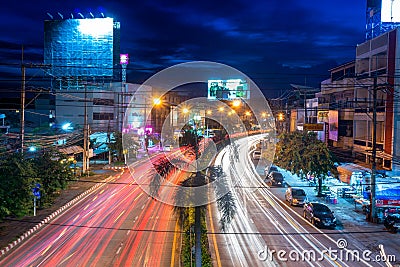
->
[103,165,128,170]
[0,174,116,257]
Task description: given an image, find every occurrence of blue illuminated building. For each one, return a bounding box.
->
[43,16,123,132]
[366,0,400,40]
[44,17,121,89]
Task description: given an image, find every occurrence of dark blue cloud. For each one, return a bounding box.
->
[0,0,366,96]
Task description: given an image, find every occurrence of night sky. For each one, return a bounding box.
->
[0,0,367,97]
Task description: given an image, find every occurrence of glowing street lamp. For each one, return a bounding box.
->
[61,122,72,131]
[153,98,161,106]
[232,99,241,107]
[278,112,285,121]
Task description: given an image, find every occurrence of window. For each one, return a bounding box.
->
[93,98,114,106]
[93,113,114,120]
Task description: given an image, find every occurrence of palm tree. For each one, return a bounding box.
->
[150,127,237,266]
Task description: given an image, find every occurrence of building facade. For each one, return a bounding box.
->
[319,61,356,151]
[355,28,400,172]
[311,28,400,173]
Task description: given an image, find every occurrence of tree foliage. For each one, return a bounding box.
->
[0,150,74,220]
[274,131,336,195]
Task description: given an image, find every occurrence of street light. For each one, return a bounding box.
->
[278,113,284,121]
[232,99,241,107]
[61,122,72,131]
[153,98,161,106]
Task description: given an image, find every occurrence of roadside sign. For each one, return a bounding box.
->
[32,183,41,199]
[304,123,324,131]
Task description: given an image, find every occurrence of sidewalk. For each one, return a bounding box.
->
[277,167,373,229]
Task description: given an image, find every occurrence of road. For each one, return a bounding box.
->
[207,135,394,267]
[0,155,184,267]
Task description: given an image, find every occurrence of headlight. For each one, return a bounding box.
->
[293,199,298,203]
[314,217,320,222]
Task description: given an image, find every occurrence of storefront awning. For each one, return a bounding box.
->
[59,145,83,155]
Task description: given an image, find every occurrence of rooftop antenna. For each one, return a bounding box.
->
[46,12,53,19]
[78,12,84,19]
[57,12,63,19]
[391,0,395,22]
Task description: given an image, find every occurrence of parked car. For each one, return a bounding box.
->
[285,187,308,206]
[252,150,261,160]
[383,212,400,233]
[265,165,278,175]
[265,171,284,186]
[303,202,337,228]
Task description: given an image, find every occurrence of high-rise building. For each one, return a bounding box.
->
[366,0,400,40]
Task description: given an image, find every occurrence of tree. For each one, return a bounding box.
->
[109,132,124,162]
[0,150,74,220]
[150,126,236,266]
[274,131,336,196]
[0,153,36,218]
[32,149,74,206]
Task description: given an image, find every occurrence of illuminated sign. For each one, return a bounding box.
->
[120,54,129,65]
[78,18,113,36]
[44,18,114,77]
[207,79,249,100]
[304,124,324,131]
[381,0,400,22]
[328,110,338,141]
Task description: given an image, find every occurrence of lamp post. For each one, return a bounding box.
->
[120,54,129,132]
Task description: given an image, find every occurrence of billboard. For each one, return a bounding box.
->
[207,79,249,100]
[381,0,400,22]
[44,18,114,78]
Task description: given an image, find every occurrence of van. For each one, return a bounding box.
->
[252,150,261,160]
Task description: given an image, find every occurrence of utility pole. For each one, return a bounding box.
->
[20,46,25,152]
[304,89,308,125]
[370,75,378,222]
[83,85,89,175]
[20,46,51,153]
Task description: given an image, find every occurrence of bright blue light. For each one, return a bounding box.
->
[29,146,36,152]
[78,18,113,37]
[62,123,72,131]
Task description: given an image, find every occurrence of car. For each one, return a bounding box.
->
[265,171,284,186]
[285,187,308,206]
[162,145,173,151]
[303,202,337,228]
[265,165,278,175]
[383,212,400,233]
[252,150,261,160]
